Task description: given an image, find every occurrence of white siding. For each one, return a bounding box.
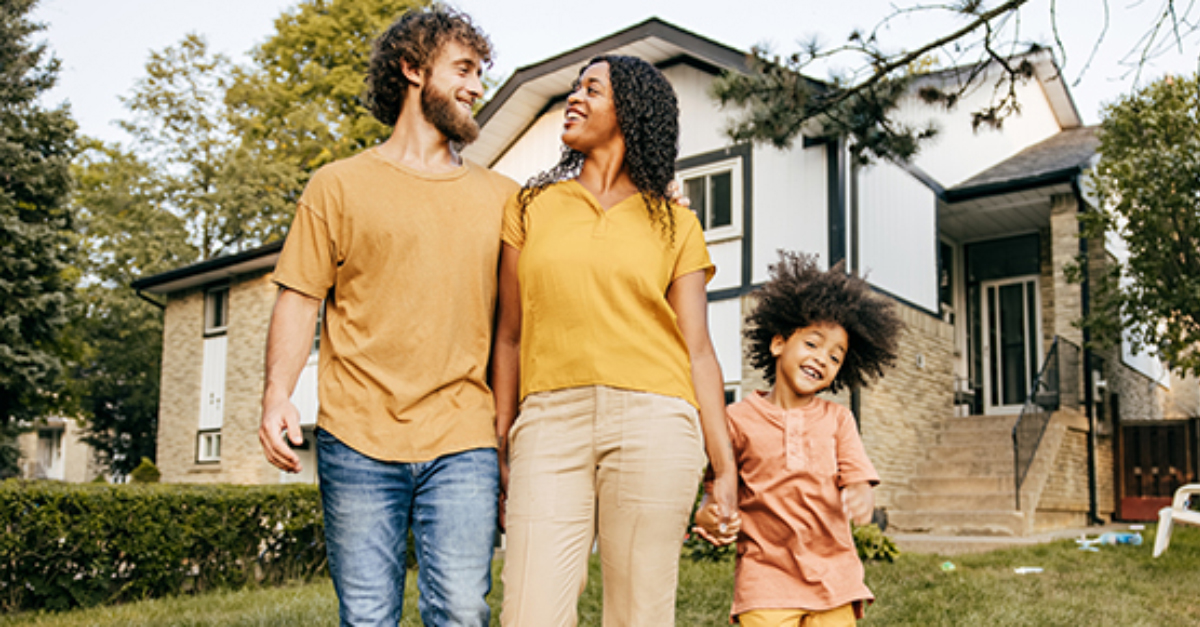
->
[752,144,829,282]
[901,72,1063,188]
[857,160,939,311]
[664,64,736,159]
[199,335,226,430]
[708,298,742,384]
[291,355,320,426]
[491,101,568,183]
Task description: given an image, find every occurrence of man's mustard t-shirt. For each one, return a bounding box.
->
[501,180,714,407]
[273,148,518,462]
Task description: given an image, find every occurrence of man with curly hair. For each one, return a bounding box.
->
[694,251,904,627]
[258,6,517,626]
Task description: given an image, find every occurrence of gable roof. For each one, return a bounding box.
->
[911,50,1083,132]
[130,240,283,296]
[946,125,1098,201]
[464,17,800,167]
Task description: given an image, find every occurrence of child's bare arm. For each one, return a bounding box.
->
[692,492,742,546]
[843,481,875,526]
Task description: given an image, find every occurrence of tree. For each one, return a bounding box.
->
[0,0,78,475]
[120,34,299,260]
[63,141,192,475]
[227,0,427,188]
[1077,74,1200,377]
[711,0,1199,163]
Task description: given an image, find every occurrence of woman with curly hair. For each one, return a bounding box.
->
[492,55,738,626]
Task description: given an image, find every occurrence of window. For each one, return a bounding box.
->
[197,430,221,463]
[205,287,230,335]
[724,384,741,405]
[677,157,743,242]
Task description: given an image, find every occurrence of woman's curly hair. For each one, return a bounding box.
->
[518,55,680,239]
[365,5,492,126]
[745,251,905,393]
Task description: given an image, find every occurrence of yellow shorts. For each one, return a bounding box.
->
[738,604,857,627]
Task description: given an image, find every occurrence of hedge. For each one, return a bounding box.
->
[0,481,326,612]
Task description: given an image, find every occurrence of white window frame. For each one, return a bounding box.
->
[197,430,222,463]
[204,287,230,335]
[676,157,744,244]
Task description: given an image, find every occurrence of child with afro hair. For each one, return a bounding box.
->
[694,251,904,627]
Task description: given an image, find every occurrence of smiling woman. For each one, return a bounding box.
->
[490,55,739,627]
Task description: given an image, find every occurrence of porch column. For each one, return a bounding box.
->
[1049,193,1085,348]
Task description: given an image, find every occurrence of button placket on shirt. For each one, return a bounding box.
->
[785,410,806,472]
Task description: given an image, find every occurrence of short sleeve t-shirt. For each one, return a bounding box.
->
[727,392,880,618]
[273,149,518,462]
[501,180,714,407]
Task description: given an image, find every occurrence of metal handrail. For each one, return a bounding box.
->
[1012,336,1082,510]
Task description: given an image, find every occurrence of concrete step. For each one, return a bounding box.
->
[923,444,1012,464]
[937,428,1016,447]
[918,458,1015,478]
[911,476,1014,494]
[888,509,1026,536]
[898,492,1015,511]
[938,415,1018,432]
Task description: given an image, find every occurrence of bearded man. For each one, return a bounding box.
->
[258,7,517,626]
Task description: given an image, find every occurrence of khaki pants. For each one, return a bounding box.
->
[500,386,707,627]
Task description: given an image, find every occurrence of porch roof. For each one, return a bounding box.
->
[938,127,1099,243]
[946,126,1099,202]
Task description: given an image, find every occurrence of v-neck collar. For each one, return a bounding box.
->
[567,179,641,214]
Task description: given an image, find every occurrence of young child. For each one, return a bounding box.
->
[694,251,903,627]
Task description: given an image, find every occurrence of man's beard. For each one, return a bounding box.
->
[421,84,480,145]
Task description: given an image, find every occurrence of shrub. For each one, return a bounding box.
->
[0,482,326,612]
[853,523,900,562]
[129,458,161,483]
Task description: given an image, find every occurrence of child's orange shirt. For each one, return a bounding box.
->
[726,391,880,619]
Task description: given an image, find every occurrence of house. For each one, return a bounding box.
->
[16,416,105,482]
[132,18,1199,533]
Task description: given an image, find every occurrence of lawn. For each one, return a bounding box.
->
[3,526,1197,626]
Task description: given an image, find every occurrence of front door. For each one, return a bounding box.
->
[981,276,1041,414]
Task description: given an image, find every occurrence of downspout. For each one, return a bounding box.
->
[848,149,863,430]
[1074,174,1103,525]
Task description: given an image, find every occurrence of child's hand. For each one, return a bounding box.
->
[692,495,741,546]
[843,481,875,526]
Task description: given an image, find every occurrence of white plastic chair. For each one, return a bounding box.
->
[1152,484,1200,557]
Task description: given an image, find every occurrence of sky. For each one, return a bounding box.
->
[32,0,1200,146]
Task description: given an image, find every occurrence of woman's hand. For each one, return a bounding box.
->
[691,490,741,546]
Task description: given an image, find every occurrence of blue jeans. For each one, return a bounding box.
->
[317,429,499,626]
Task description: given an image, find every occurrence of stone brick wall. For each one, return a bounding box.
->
[156,271,279,485]
[859,303,956,510]
[157,287,205,484]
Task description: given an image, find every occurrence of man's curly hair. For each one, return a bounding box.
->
[365,5,492,126]
[745,251,904,394]
[519,55,680,239]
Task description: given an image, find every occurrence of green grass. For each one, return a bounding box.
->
[3,526,1198,626]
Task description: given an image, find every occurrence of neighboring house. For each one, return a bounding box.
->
[133,18,1198,534]
[17,417,105,482]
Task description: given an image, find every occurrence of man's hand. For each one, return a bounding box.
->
[259,395,303,473]
[843,481,875,526]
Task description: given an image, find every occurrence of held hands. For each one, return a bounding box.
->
[842,481,875,526]
[691,481,742,547]
[259,396,303,473]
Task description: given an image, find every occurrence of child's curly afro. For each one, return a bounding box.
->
[745,251,905,393]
